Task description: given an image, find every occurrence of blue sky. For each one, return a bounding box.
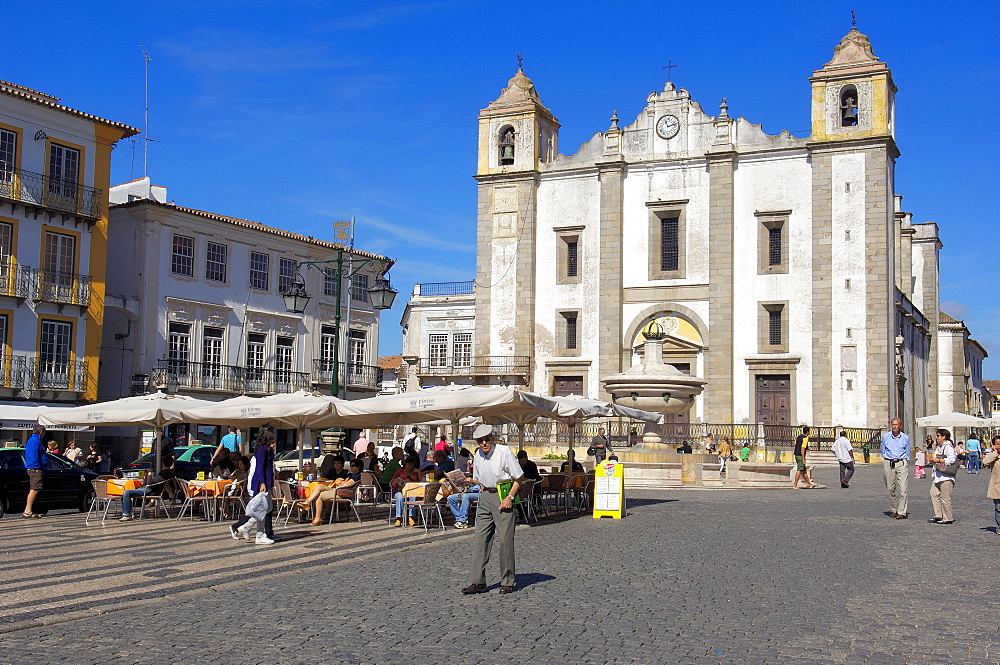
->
[6,1,998,370]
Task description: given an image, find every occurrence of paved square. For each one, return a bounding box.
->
[0,465,995,664]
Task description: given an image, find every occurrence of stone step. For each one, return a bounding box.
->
[804,449,840,466]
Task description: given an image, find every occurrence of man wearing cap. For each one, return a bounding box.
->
[462,424,524,595]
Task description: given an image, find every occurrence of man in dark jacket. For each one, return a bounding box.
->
[588,428,612,463]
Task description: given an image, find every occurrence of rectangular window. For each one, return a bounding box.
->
[205,242,227,282]
[41,231,75,301]
[660,217,679,272]
[565,313,578,350]
[167,322,191,377]
[566,241,578,277]
[429,334,448,368]
[323,268,338,297]
[201,327,224,387]
[249,251,269,290]
[768,227,782,266]
[348,330,366,366]
[278,258,297,294]
[171,234,194,276]
[276,336,294,387]
[768,309,782,346]
[453,332,472,368]
[320,325,337,370]
[350,273,369,303]
[0,129,16,183]
[245,332,266,390]
[39,320,72,387]
[48,143,80,199]
[0,221,11,292]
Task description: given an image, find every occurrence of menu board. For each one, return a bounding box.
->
[593,462,624,519]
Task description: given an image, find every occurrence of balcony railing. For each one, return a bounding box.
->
[27,356,88,392]
[0,354,29,390]
[152,359,311,395]
[32,269,92,306]
[0,167,103,219]
[415,281,475,296]
[0,263,33,298]
[312,359,382,391]
[417,356,530,376]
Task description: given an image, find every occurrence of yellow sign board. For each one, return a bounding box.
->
[593,462,624,519]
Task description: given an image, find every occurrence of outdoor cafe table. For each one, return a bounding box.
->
[105,478,143,496]
[186,479,233,521]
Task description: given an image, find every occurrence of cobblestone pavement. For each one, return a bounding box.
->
[0,465,997,664]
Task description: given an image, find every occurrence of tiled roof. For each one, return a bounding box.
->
[0,79,140,137]
[983,380,1000,393]
[378,355,402,370]
[939,312,961,325]
[112,199,393,265]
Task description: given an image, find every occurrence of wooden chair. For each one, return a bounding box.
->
[86,479,122,525]
[403,482,444,533]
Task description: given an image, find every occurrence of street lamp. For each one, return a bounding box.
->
[280,247,396,396]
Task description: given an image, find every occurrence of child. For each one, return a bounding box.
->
[914,448,926,479]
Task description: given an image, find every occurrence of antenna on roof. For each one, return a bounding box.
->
[138,43,160,179]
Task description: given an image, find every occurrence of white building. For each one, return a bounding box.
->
[937,312,988,417]
[402,28,979,435]
[100,180,393,413]
[0,79,137,417]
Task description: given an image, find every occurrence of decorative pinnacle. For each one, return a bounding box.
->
[608,110,620,130]
[719,97,729,118]
[517,52,524,70]
[851,8,857,27]
[642,320,667,341]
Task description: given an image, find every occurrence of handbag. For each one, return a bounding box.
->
[935,460,959,477]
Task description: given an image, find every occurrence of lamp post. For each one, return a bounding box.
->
[281,246,396,397]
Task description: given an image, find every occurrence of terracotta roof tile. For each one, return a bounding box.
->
[983,380,1000,392]
[378,355,402,370]
[0,79,140,137]
[939,312,961,324]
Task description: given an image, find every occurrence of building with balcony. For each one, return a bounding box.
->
[99,179,391,405]
[0,79,138,407]
[399,281,529,390]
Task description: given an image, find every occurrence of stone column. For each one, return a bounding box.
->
[704,152,736,422]
[597,158,626,400]
[810,150,834,426]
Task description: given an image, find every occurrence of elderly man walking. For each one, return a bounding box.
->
[462,425,524,595]
[881,418,911,519]
[832,431,855,489]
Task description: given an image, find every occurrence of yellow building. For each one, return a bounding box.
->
[0,79,138,408]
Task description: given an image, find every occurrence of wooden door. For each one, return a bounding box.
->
[755,374,790,424]
[553,376,583,397]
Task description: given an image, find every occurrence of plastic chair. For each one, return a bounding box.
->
[541,474,569,514]
[277,480,312,526]
[134,477,175,519]
[327,482,364,524]
[516,479,538,523]
[86,479,122,525]
[217,479,247,519]
[175,480,215,521]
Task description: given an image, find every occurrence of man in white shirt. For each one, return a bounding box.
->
[831,431,855,489]
[462,424,524,595]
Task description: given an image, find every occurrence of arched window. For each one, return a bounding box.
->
[840,85,859,127]
[498,125,515,165]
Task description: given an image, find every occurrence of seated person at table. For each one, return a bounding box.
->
[517,450,543,502]
[306,460,362,525]
[380,447,405,487]
[559,458,584,472]
[120,456,176,521]
[432,449,455,480]
[229,456,251,493]
[321,455,351,481]
[447,479,480,530]
[391,457,422,527]
[360,441,381,474]
[212,450,236,477]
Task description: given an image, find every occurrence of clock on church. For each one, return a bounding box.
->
[656,114,680,139]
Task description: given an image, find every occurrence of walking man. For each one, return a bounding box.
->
[832,430,855,488]
[220,426,243,454]
[966,434,982,474]
[881,417,910,519]
[792,426,817,489]
[462,425,524,595]
[23,425,46,518]
[588,427,612,463]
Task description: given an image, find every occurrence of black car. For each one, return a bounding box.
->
[118,445,217,481]
[0,448,98,518]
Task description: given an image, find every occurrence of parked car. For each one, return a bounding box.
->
[273,447,356,473]
[118,445,217,481]
[0,448,98,518]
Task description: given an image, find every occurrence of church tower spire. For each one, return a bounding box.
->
[809,27,896,142]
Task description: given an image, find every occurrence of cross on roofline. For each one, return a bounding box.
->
[662,59,677,82]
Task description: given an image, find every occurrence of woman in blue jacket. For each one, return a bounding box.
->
[230,425,277,544]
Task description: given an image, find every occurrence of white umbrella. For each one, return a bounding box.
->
[0,404,93,432]
[175,390,342,470]
[37,392,218,473]
[916,412,999,428]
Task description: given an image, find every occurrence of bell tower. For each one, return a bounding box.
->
[473,66,559,388]
[809,27,896,142]
[477,66,560,176]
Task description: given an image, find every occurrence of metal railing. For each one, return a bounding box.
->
[0,354,29,389]
[152,359,311,395]
[32,269,92,306]
[28,357,88,392]
[0,263,33,298]
[416,281,475,296]
[312,360,382,391]
[0,167,103,219]
[418,356,530,376]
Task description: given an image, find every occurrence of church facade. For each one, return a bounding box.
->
[407,28,957,433]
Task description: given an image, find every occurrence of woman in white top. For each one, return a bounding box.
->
[928,428,958,524]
